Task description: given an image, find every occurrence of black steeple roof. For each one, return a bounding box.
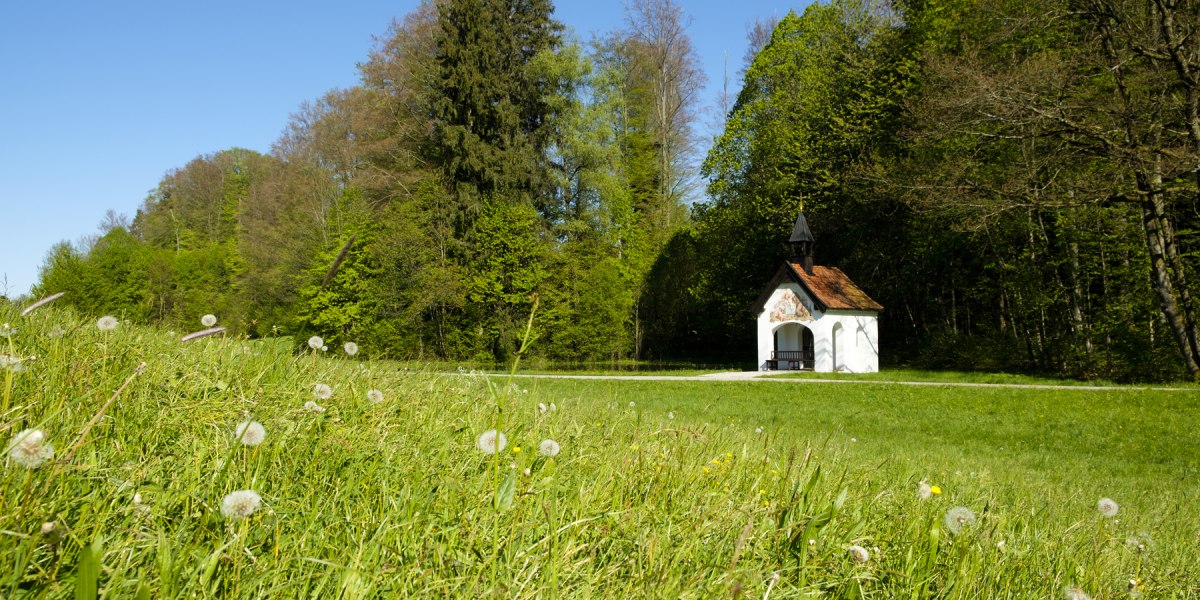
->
[788,213,814,243]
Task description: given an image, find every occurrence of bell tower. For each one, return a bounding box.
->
[788,212,814,275]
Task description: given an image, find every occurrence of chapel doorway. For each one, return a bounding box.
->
[772,323,814,370]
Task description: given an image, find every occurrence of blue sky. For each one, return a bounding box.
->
[0,0,807,298]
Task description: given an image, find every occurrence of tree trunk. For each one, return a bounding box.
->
[1138,174,1200,377]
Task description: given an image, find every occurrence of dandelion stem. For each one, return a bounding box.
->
[490,294,540,594]
[2,331,15,415]
[60,362,145,463]
[20,291,65,316]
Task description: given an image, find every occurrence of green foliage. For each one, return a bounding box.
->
[687,0,916,360]
[31,0,1198,380]
[430,0,565,203]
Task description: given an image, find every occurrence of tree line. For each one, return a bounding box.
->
[35,0,1199,381]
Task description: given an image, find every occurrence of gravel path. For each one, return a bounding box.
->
[507,371,1194,392]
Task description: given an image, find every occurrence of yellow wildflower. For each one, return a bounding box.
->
[930,485,942,495]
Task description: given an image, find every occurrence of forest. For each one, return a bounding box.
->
[33,0,1200,382]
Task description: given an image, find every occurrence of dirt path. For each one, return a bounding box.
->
[507,371,1195,392]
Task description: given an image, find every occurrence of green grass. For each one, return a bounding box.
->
[765,368,1142,387]
[2,304,1198,598]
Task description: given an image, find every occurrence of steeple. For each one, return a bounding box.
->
[788,212,814,275]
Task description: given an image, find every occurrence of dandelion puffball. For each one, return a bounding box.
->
[221,489,262,520]
[1125,532,1154,554]
[313,383,333,400]
[1063,585,1093,600]
[366,389,384,403]
[304,400,325,413]
[539,439,561,457]
[1097,497,1119,518]
[201,314,218,327]
[848,545,870,564]
[307,335,323,350]
[943,506,976,535]
[9,428,54,469]
[234,421,266,446]
[343,342,359,356]
[476,429,507,455]
[917,482,933,500]
[96,316,119,331]
[537,402,547,414]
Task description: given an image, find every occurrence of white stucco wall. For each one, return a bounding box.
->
[756,283,879,373]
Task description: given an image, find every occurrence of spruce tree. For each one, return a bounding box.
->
[430,0,564,205]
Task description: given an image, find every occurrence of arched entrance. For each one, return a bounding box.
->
[772,323,814,370]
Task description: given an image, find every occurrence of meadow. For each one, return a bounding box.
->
[2,302,1198,598]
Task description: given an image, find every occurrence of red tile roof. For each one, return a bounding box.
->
[788,264,883,312]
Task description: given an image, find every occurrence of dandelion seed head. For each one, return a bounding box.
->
[918,482,933,500]
[343,342,359,356]
[539,439,561,457]
[96,316,119,331]
[538,402,547,414]
[304,400,325,413]
[1063,585,1092,600]
[476,429,507,455]
[40,521,56,535]
[307,336,323,350]
[234,421,265,446]
[848,545,870,564]
[366,389,384,403]
[629,401,636,408]
[1125,532,1154,554]
[133,492,143,505]
[0,354,26,373]
[667,411,674,419]
[313,383,333,400]
[943,506,976,535]
[1097,497,1119,518]
[221,489,262,520]
[9,428,54,469]
[201,314,218,327]
[548,403,556,412]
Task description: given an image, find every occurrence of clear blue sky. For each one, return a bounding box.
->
[0,0,808,298]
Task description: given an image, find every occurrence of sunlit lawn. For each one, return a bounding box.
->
[3,304,1198,598]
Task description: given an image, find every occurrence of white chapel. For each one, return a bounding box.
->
[751,213,883,372]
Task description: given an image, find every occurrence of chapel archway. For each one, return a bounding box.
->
[773,322,814,370]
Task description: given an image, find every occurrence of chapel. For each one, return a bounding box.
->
[751,213,882,372]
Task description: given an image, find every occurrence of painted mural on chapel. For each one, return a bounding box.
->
[769,289,813,323]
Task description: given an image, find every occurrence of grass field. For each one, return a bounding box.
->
[2,304,1198,598]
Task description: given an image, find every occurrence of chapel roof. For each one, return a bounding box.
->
[752,262,883,314]
[790,263,883,311]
